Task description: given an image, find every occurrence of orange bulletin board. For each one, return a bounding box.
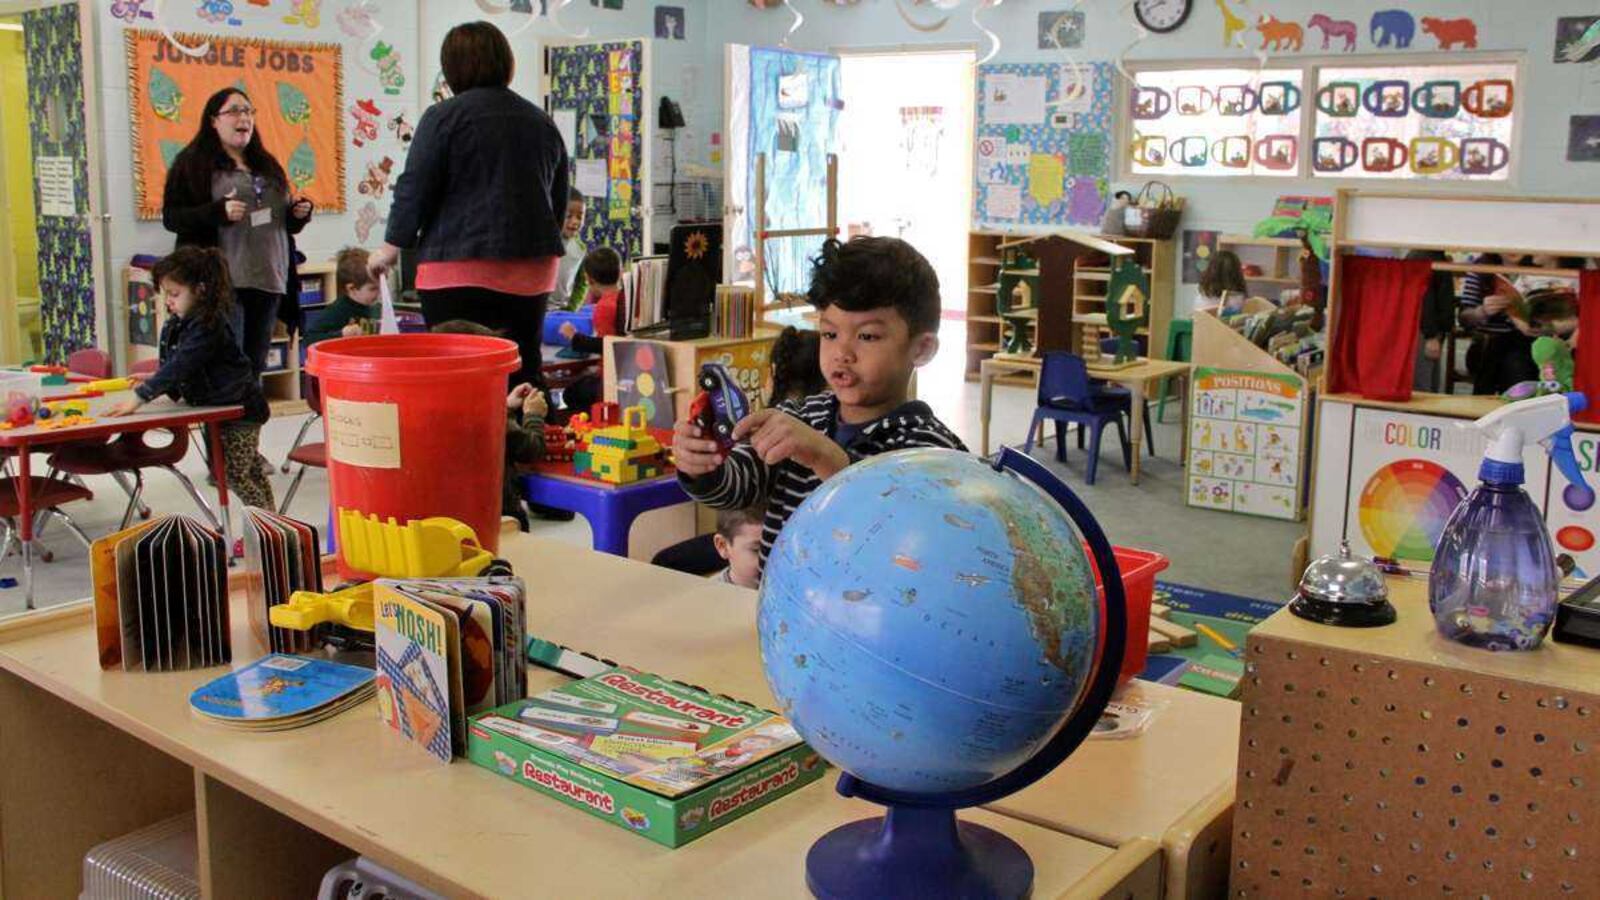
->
[125,30,344,220]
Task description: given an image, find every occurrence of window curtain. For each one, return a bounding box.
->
[1327,255,1433,402]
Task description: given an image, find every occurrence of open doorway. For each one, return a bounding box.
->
[837,49,975,316]
[0,13,41,364]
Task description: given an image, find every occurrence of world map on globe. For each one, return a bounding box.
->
[759,448,1103,795]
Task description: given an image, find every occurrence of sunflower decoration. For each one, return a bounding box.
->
[684,230,710,260]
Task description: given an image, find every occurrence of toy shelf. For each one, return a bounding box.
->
[1070,235,1175,362]
[1217,235,1303,303]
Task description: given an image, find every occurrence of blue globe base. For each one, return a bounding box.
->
[804,806,1032,900]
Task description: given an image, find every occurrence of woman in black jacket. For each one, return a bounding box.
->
[163,86,313,376]
[368,21,571,388]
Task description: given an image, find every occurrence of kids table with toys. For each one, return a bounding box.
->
[0,370,243,608]
[0,532,1248,898]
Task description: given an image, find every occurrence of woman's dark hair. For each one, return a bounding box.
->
[167,88,287,204]
[806,237,941,336]
[1200,249,1248,300]
[441,22,514,93]
[152,247,234,328]
[583,247,622,286]
[768,326,824,405]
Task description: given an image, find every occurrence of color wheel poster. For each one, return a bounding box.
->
[1343,408,1549,566]
[1543,430,1600,580]
[1186,368,1304,521]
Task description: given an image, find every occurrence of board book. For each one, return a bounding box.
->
[90,514,229,671]
[189,653,374,731]
[374,578,527,764]
[468,667,826,848]
[240,507,324,654]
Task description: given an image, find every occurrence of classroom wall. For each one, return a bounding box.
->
[700,0,1600,310]
[95,1,421,277]
[0,23,38,298]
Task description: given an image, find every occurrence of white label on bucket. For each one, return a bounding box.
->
[325,398,401,469]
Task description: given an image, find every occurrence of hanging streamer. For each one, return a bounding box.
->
[779,0,804,47]
[973,0,1004,64]
[153,0,208,57]
[547,0,591,38]
[894,0,950,32]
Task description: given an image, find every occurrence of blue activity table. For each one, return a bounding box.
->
[520,464,690,557]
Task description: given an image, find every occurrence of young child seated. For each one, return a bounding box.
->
[674,236,965,574]
[109,247,274,513]
[555,189,587,310]
[559,247,624,413]
[431,320,552,530]
[1200,249,1249,312]
[303,247,380,346]
[712,506,764,589]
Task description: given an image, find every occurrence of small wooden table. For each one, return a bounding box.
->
[979,356,1193,484]
[0,400,242,608]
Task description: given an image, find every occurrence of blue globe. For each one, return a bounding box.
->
[758,448,1102,795]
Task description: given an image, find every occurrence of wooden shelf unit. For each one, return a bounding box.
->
[1069,235,1175,362]
[1217,234,1303,302]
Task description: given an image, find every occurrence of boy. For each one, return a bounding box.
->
[674,236,965,573]
[304,247,379,346]
[712,506,765,589]
[556,189,587,310]
[558,247,624,413]
[431,320,553,530]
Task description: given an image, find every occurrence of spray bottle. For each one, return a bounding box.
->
[1430,393,1594,650]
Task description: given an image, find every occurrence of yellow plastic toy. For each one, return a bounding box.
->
[575,405,668,484]
[268,510,503,634]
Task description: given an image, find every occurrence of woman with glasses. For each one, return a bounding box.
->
[162,87,314,376]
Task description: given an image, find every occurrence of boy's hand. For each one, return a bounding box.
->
[735,409,850,479]
[105,397,144,417]
[523,391,548,421]
[507,383,534,410]
[672,419,724,477]
[341,322,364,338]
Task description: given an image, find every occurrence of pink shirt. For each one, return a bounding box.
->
[416,256,559,297]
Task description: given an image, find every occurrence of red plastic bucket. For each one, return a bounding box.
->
[1087,544,1170,685]
[307,334,520,579]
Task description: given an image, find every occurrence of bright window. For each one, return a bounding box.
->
[1128,67,1305,178]
[1311,62,1517,181]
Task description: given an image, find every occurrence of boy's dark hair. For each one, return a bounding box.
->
[583,247,622,286]
[432,319,502,337]
[1200,249,1248,300]
[768,326,825,405]
[152,246,234,328]
[716,506,764,539]
[440,22,514,93]
[336,247,373,292]
[806,237,940,335]
[567,188,585,206]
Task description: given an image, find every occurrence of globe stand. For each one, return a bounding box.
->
[805,805,1032,900]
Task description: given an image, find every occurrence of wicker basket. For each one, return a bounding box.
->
[1122,182,1183,239]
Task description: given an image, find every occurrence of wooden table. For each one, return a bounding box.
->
[0,400,242,608]
[979,356,1193,484]
[0,537,1164,898]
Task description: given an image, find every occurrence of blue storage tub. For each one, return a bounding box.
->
[543,308,594,344]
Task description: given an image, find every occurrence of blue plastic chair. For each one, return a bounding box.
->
[1096,337,1157,456]
[1023,352,1132,485]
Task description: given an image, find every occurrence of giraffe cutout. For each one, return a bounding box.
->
[1216,0,1249,48]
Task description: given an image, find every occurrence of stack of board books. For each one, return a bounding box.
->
[189,653,374,731]
[712,285,756,339]
[468,666,826,847]
[374,578,528,764]
[90,515,230,671]
[240,506,325,653]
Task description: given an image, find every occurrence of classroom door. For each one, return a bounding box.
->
[542,39,652,262]
[0,3,97,366]
[723,45,841,311]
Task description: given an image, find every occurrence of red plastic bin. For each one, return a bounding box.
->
[1086,544,1170,685]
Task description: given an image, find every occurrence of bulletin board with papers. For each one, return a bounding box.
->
[973,61,1112,228]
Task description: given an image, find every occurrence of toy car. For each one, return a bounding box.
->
[690,363,750,449]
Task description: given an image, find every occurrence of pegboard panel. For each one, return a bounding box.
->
[1231,634,1600,897]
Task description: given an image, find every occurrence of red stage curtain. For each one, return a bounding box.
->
[1327,256,1433,402]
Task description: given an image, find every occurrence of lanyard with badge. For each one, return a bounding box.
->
[249,174,272,228]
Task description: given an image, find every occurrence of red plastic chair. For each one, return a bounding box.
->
[66,348,113,379]
[280,375,323,473]
[0,476,94,567]
[279,378,326,515]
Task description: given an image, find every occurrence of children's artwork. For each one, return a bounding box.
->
[1419,16,1477,51]
[125,30,345,219]
[1369,10,1415,49]
[548,42,646,258]
[1569,116,1600,162]
[111,1,155,23]
[609,340,675,430]
[282,0,322,28]
[1255,15,1303,51]
[1306,14,1357,52]
[357,156,393,197]
[1181,229,1219,284]
[370,41,405,96]
[336,1,380,39]
[354,200,384,242]
[1187,368,1306,521]
[654,5,685,40]
[974,61,1111,227]
[1037,10,1084,49]
[1128,67,1301,178]
[195,0,241,27]
[1554,16,1600,64]
[350,98,381,147]
[1215,0,1248,48]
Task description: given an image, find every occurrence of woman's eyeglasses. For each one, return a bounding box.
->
[217,106,255,119]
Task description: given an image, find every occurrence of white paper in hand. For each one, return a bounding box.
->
[378,274,400,335]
